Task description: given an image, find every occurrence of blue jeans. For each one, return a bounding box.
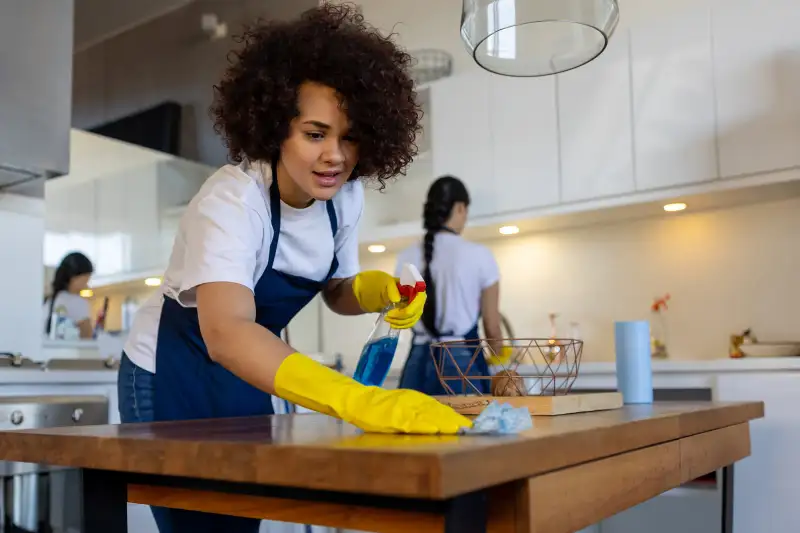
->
[117,352,262,533]
[399,344,491,395]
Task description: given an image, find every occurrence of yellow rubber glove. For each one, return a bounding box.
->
[274,352,472,434]
[487,345,514,366]
[352,270,427,329]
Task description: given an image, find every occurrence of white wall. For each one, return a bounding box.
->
[0,195,46,359]
[323,195,800,370]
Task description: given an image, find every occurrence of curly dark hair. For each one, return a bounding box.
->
[210,2,422,186]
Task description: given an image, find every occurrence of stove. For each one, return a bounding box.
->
[0,396,108,533]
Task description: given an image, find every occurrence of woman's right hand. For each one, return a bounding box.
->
[274,352,472,434]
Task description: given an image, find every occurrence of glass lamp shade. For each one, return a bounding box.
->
[460,0,620,77]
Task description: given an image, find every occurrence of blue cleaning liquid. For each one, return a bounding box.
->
[353,336,399,387]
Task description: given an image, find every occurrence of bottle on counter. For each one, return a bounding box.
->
[93,297,109,338]
[48,307,68,340]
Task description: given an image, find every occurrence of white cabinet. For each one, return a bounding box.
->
[712,0,800,178]
[430,69,560,217]
[45,158,213,286]
[717,373,800,533]
[430,69,495,217]
[558,32,636,203]
[489,74,560,211]
[44,179,98,267]
[631,7,718,190]
[94,167,163,277]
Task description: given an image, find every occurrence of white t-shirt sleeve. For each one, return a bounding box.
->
[58,292,91,322]
[178,185,265,304]
[479,246,501,289]
[331,182,364,279]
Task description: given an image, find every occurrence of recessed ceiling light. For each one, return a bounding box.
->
[144,277,162,287]
[367,244,386,253]
[663,202,687,212]
[499,225,520,235]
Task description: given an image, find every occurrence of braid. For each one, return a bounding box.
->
[419,175,469,339]
[421,202,449,338]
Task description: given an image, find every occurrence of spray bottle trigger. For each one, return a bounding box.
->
[397,280,427,304]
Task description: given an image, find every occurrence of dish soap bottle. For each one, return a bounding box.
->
[353,264,425,387]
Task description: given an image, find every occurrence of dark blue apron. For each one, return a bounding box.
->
[154,179,339,422]
[150,178,338,532]
[398,323,491,396]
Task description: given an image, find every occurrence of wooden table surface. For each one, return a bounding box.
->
[0,401,763,502]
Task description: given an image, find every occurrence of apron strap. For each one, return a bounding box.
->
[267,178,281,270]
[323,198,340,281]
[267,175,341,280]
[412,321,480,345]
[325,199,338,235]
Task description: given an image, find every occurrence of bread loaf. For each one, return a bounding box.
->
[491,369,526,397]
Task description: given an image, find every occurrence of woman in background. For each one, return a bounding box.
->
[395,175,511,395]
[43,252,94,339]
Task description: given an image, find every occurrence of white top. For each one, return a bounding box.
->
[42,292,91,331]
[124,162,364,373]
[395,232,499,343]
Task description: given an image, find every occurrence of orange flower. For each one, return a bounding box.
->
[652,294,671,313]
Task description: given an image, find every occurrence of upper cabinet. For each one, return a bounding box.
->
[45,131,214,287]
[489,74,560,211]
[431,69,495,217]
[557,32,635,203]
[712,0,800,178]
[430,69,560,218]
[630,7,718,190]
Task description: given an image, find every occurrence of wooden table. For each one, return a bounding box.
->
[0,401,763,533]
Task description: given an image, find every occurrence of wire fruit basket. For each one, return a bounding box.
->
[430,337,583,397]
[430,338,622,416]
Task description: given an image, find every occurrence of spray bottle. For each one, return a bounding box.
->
[353,264,426,387]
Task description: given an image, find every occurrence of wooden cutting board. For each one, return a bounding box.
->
[434,392,623,416]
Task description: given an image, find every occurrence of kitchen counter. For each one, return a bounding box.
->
[0,366,117,384]
[0,401,763,533]
[570,357,800,374]
[42,339,100,350]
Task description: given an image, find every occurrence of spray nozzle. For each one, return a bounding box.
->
[397,263,426,304]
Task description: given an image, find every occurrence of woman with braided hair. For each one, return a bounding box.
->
[395,175,511,395]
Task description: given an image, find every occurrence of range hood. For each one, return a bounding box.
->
[0,1,74,197]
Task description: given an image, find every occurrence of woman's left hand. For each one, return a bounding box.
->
[352,270,427,329]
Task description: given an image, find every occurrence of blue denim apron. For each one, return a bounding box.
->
[398,323,491,396]
[150,178,339,532]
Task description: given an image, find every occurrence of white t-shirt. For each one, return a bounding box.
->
[395,232,499,343]
[42,292,91,331]
[124,162,364,373]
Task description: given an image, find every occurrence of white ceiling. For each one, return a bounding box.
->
[73,0,194,53]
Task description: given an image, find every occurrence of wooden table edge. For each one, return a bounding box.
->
[437,401,763,498]
[0,401,764,501]
[110,422,753,533]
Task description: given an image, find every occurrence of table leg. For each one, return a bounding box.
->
[721,465,734,533]
[82,469,128,533]
[444,490,488,533]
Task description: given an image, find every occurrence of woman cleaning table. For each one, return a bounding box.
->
[395,176,512,395]
[117,5,471,533]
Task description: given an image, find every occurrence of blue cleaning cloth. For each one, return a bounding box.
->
[460,400,533,435]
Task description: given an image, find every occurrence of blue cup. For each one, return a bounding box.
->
[614,321,653,404]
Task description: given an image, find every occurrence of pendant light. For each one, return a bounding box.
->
[460,0,620,77]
